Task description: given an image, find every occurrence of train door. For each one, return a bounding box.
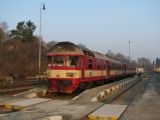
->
[105,62,107,77]
[106,61,109,79]
[108,61,111,78]
[81,56,85,80]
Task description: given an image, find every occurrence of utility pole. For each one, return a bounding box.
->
[129,40,131,61]
[38,3,45,76]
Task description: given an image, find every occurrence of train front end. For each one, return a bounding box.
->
[47,42,83,93]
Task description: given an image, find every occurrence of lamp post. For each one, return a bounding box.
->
[129,40,131,61]
[38,3,45,76]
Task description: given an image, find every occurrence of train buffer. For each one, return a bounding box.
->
[88,104,127,120]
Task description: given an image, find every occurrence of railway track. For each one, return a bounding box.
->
[87,76,142,120]
[0,76,142,120]
[0,79,49,94]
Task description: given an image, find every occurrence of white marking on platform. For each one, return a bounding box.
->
[10,98,52,107]
[88,104,127,119]
[41,115,63,120]
[91,97,98,102]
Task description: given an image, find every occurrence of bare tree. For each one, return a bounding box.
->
[47,40,57,50]
[0,22,9,44]
[0,21,49,78]
[138,57,152,71]
[78,43,87,49]
[0,22,9,75]
[106,49,115,57]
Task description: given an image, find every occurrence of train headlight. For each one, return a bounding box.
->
[66,72,75,77]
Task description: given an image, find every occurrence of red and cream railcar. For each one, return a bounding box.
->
[106,57,126,79]
[47,42,135,93]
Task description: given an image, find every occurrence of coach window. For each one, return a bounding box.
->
[96,65,100,69]
[88,58,93,69]
[103,63,106,70]
[112,63,114,69]
[66,56,79,67]
[96,60,100,69]
[112,63,116,70]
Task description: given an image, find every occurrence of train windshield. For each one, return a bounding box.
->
[48,56,80,67]
[66,56,80,67]
[48,56,65,66]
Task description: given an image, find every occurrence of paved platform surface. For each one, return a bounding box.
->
[112,73,160,120]
[88,104,127,120]
[8,98,52,107]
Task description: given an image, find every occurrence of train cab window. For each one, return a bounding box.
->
[47,56,54,66]
[66,56,79,67]
[53,56,64,66]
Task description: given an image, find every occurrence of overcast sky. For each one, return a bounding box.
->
[0,0,160,61]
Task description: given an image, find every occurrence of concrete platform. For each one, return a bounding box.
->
[0,76,140,120]
[10,98,51,107]
[13,85,48,98]
[111,73,160,120]
[3,98,52,110]
[88,104,127,120]
[41,115,63,120]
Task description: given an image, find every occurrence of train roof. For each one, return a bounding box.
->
[93,52,122,64]
[47,41,123,64]
[47,42,84,55]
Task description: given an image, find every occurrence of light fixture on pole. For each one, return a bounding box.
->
[38,3,46,76]
[129,40,131,61]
